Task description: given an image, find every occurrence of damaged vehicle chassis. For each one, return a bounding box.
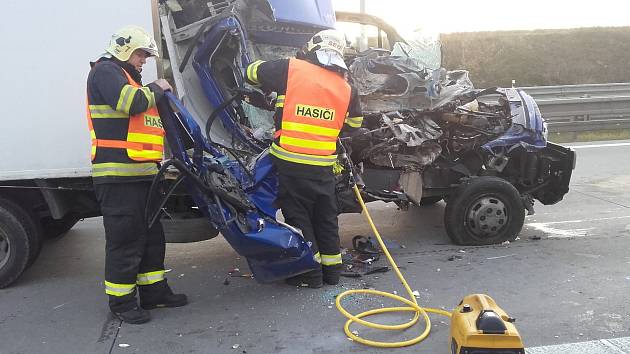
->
[156,0,575,247]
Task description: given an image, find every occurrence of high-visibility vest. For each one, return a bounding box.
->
[270,58,351,166]
[87,69,164,174]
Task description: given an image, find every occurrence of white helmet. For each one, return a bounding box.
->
[106,25,159,62]
[305,29,348,70]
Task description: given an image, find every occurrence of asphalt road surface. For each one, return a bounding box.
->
[1,140,630,354]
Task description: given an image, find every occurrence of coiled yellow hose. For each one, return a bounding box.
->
[335,185,453,348]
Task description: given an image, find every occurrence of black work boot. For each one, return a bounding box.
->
[322,264,342,285]
[285,269,324,288]
[112,306,151,324]
[139,280,188,310]
[109,293,150,324]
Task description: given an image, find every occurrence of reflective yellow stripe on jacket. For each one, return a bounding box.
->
[278,120,339,155]
[281,121,340,138]
[280,136,337,152]
[115,85,156,114]
[269,143,337,166]
[246,60,266,85]
[88,104,128,119]
[90,129,97,158]
[275,95,285,108]
[92,162,158,177]
[345,115,364,128]
[126,132,164,160]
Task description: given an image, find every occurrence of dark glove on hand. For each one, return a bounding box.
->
[243,90,274,111]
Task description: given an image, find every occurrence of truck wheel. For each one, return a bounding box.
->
[42,215,80,239]
[0,198,42,269]
[444,177,525,246]
[419,196,443,206]
[0,198,38,288]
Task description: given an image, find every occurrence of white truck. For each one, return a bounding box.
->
[0,0,216,288]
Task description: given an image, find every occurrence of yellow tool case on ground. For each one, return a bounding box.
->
[450,294,525,354]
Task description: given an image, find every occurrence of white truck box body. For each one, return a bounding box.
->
[0,0,157,181]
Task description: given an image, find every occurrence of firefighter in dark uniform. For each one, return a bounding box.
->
[86,26,187,324]
[245,30,363,288]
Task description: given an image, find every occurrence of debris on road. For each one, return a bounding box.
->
[486,254,516,260]
[340,237,397,278]
[224,267,254,285]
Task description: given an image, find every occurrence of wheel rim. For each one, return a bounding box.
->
[0,229,10,269]
[465,196,508,239]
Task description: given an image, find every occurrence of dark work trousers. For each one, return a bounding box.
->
[276,172,340,269]
[94,182,166,312]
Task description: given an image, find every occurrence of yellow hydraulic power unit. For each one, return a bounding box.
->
[450,294,525,354]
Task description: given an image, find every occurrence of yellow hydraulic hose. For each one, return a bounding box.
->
[335,184,453,348]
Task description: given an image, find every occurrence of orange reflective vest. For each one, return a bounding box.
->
[87,69,165,164]
[270,59,351,166]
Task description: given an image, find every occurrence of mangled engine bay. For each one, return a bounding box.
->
[159,0,575,245]
[328,53,572,213]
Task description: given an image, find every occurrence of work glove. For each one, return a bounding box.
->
[238,88,274,111]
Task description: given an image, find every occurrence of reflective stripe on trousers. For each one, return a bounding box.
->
[105,281,136,297]
[136,270,165,285]
[313,252,342,265]
[321,253,342,266]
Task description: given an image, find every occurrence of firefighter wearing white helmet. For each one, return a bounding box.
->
[245,29,363,288]
[304,29,349,70]
[106,25,160,62]
[86,25,186,324]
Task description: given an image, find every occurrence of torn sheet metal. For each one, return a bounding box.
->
[349,52,474,113]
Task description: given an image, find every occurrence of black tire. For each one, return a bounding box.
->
[0,198,38,288]
[0,198,42,269]
[42,215,80,239]
[444,177,525,246]
[419,196,443,206]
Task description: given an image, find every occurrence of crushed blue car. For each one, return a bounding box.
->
[154,0,575,280]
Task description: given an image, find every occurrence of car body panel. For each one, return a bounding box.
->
[158,92,319,282]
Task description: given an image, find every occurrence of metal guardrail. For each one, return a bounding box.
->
[517,83,630,133]
[522,83,630,100]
